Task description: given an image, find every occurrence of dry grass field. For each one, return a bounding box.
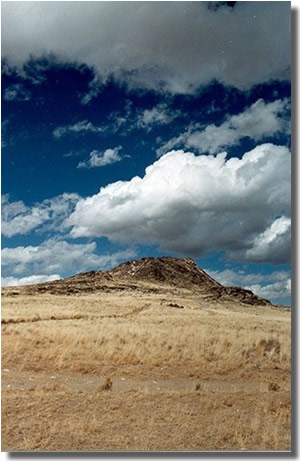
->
[2,282,291,451]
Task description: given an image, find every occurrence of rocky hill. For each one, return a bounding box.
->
[3,256,271,306]
[108,257,221,289]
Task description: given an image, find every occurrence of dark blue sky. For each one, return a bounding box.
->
[1,1,291,304]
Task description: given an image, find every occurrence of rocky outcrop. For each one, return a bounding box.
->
[107,256,222,290]
[209,285,270,306]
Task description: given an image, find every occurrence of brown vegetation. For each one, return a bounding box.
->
[1,258,291,451]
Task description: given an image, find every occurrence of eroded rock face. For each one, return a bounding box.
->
[2,256,271,306]
[108,256,222,290]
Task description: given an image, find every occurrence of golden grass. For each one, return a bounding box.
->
[1,291,291,451]
[2,293,290,374]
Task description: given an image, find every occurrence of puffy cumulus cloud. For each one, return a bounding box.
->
[1,239,136,278]
[156,98,290,156]
[1,274,61,287]
[1,2,290,94]
[205,268,291,304]
[2,195,48,237]
[1,193,80,237]
[245,217,291,264]
[77,147,123,169]
[67,143,291,264]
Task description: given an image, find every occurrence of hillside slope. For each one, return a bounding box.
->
[2,256,271,306]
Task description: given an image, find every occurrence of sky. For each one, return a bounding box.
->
[1,1,291,305]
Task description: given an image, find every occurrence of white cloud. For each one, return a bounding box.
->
[206,268,290,288]
[67,143,291,264]
[157,98,290,156]
[77,147,123,169]
[204,268,260,287]
[2,195,49,237]
[137,104,179,132]
[1,193,80,237]
[1,239,136,278]
[245,280,291,304]
[80,75,103,105]
[55,102,178,140]
[205,268,291,304]
[156,131,190,159]
[1,2,290,94]
[2,274,61,287]
[245,217,291,264]
[1,240,97,275]
[1,120,10,147]
[53,120,105,138]
[4,83,31,101]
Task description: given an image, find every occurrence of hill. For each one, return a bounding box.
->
[3,256,271,306]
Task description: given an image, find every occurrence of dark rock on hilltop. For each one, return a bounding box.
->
[107,257,222,290]
[107,257,270,306]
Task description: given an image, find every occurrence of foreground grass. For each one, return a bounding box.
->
[1,291,291,451]
[2,385,290,451]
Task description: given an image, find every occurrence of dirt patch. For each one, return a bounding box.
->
[2,368,290,452]
[2,369,277,394]
[2,314,87,325]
